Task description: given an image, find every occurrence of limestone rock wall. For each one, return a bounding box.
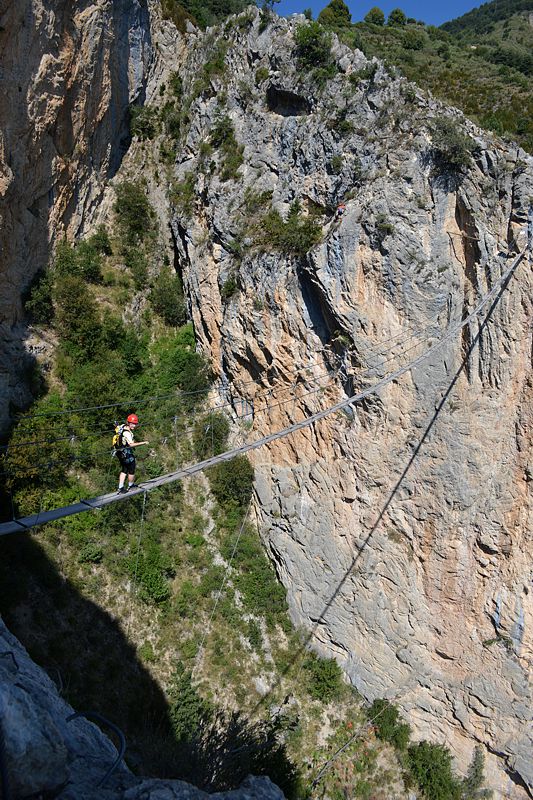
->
[166,10,533,797]
[0,0,152,433]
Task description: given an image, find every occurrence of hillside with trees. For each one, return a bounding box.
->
[315,0,533,153]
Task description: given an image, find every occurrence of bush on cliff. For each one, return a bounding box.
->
[368,698,411,750]
[150,268,187,327]
[407,741,461,800]
[303,652,344,701]
[256,201,322,256]
[431,117,475,173]
[294,20,338,85]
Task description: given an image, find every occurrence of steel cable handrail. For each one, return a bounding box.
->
[0,248,524,537]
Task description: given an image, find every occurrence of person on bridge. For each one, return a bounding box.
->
[116,414,149,494]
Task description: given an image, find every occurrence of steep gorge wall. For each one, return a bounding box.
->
[162,10,533,797]
[0,0,152,433]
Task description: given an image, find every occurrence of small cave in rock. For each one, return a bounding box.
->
[266,85,311,117]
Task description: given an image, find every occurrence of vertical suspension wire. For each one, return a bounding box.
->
[173,415,179,470]
[191,500,252,683]
[126,490,147,637]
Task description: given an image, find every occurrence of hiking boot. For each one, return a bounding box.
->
[118,486,128,494]
[128,483,140,490]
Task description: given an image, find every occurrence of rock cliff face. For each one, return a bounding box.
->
[0,619,284,799]
[0,0,152,433]
[1,3,532,797]
[163,9,533,797]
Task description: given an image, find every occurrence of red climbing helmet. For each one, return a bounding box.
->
[127,413,139,425]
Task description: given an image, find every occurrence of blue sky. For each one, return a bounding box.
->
[275,0,483,27]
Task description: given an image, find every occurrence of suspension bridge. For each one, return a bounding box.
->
[0,247,527,538]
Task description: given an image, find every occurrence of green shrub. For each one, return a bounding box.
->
[169,72,183,99]
[78,542,103,563]
[150,269,187,326]
[256,201,322,255]
[431,117,475,173]
[74,240,103,283]
[123,246,148,289]
[168,662,212,742]
[402,28,426,50]
[461,746,491,799]
[295,21,332,68]
[202,39,229,81]
[255,66,269,85]
[303,652,343,701]
[408,741,461,800]
[220,524,288,627]
[170,172,196,217]
[161,0,195,32]
[330,155,343,174]
[161,101,184,140]
[132,538,174,605]
[139,641,156,662]
[154,325,211,402]
[130,105,158,139]
[53,239,103,283]
[208,455,254,510]
[174,579,201,616]
[375,214,394,242]
[88,225,112,256]
[210,115,244,181]
[368,699,411,750]
[221,275,238,300]
[24,270,54,324]
[193,412,230,459]
[247,619,262,649]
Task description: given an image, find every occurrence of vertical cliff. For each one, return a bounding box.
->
[0,0,151,433]
[159,10,532,796]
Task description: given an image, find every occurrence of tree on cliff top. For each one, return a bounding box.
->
[318,0,352,29]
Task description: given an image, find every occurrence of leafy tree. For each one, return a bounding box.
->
[53,275,102,359]
[317,0,352,29]
[87,224,112,256]
[74,240,103,283]
[408,741,461,800]
[294,21,333,68]
[388,8,407,26]
[258,202,322,256]
[114,181,155,246]
[364,7,385,25]
[150,268,187,326]
[208,456,254,510]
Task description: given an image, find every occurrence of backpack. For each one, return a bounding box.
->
[112,423,126,452]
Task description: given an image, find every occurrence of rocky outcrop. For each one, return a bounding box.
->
[0,0,152,434]
[163,9,533,797]
[0,618,284,799]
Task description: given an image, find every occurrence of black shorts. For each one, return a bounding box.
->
[118,450,135,473]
